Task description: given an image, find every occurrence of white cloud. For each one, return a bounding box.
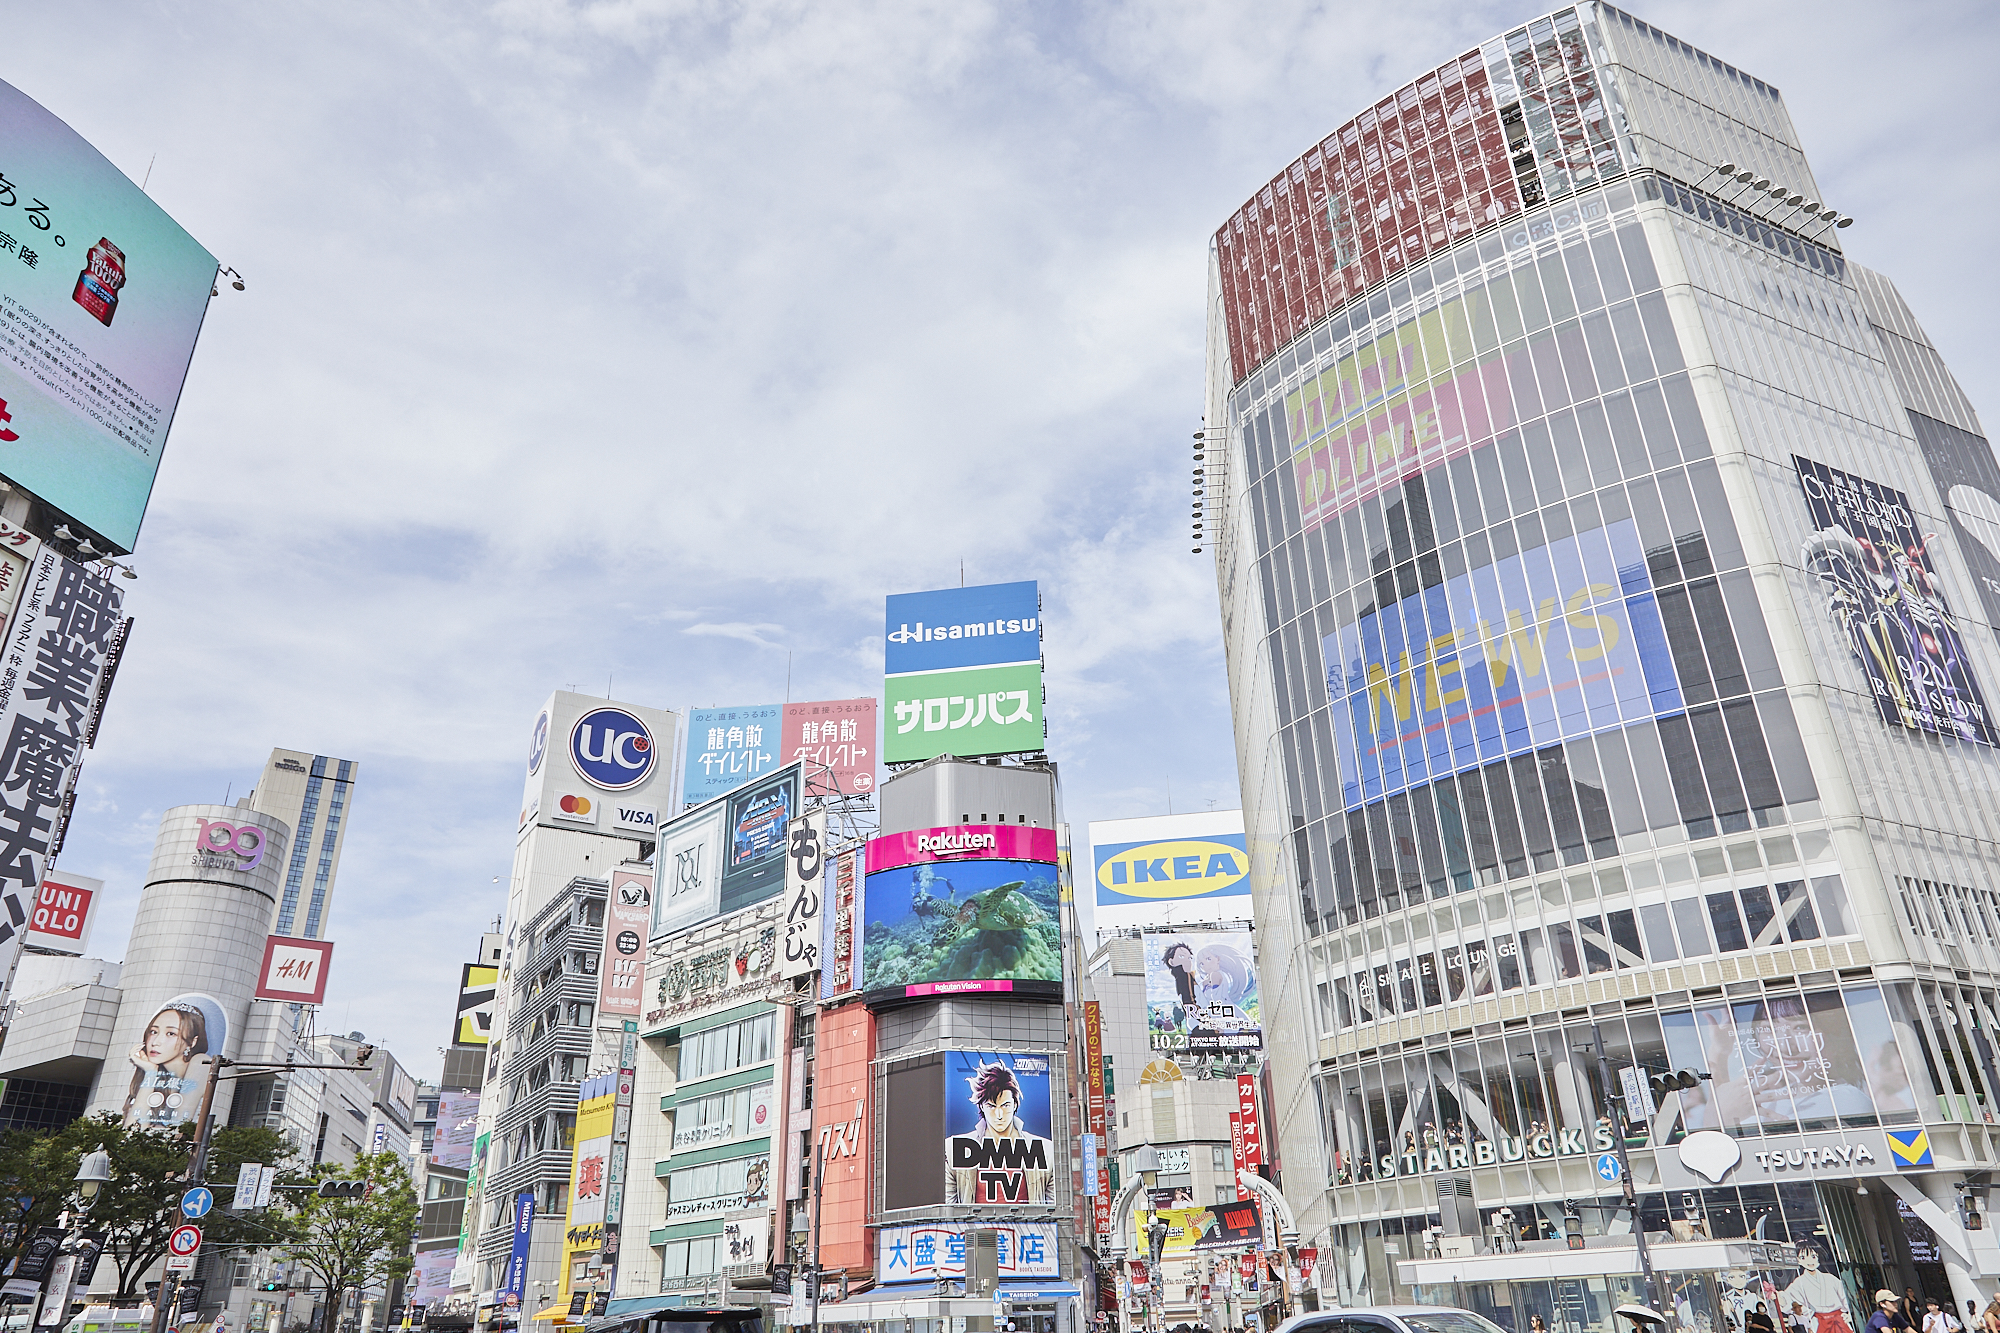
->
[6,0,1993,1068]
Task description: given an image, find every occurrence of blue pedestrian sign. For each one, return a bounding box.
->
[180,1187,214,1219]
[1594,1153,1622,1183]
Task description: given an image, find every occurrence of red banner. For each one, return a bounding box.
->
[1236,1073,1264,1192]
[1084,1001,1110,1239]
[1229,1110,1249,1201]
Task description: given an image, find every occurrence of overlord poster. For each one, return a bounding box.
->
[1795,455,1999,745]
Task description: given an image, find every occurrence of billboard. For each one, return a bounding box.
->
[599,867,650,1017]
[684,704,781,809]
[561,1076,618,1300]
[1323,514,1682,808]
[502,1192,534,1303]
[780,813,825,979]
[862,825,1061,998]
[876,1223,1060,1284]
[1795,455,1999,745]
[883,581,1043,763]
[1148,1201,1264,1257]
[944,1051,1055,1206]
[117,991,224,1129]
[1091,811,1247,935]
[519,692,679,837]
[453,964,497,1046]
[24,871,98,955]
[432,1092,480,1170]
[1145,929,1261,1055]
[1909,413,2000,637]
[0,79,218,554]
[652,764,801,940]
[781,698,876,796]
[253,935,334,1005]
[1083,1001,1110,1239]
[408,1250,457,1305]
[0,543,125,996]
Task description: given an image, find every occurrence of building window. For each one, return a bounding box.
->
[672,1082,773,1152]
[664,1152,771,1219]
[659,1236,722,1283]
[678,1012,778,1083]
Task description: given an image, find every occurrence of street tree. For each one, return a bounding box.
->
[275,1152,417,1333]
[0,1112,299,1300]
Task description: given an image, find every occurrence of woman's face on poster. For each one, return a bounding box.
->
[1200,954,1223,985]
[144,1010,194,1066]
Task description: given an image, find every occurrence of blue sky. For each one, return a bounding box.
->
[7,0,1997,1075]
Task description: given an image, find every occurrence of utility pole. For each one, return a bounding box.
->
[809,1140,824,1333]
[150,1047,381,1333]
[1591,1024,1657,1310]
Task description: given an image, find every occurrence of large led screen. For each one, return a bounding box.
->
[862,825,1060,998]
[1323,514,1682,808]
[0,80,217,553]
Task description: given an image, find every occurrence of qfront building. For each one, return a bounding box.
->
[1204,6,2000,1331]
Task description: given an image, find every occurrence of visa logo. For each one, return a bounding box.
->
[1095,838,1248,900]
[617,806,657,830]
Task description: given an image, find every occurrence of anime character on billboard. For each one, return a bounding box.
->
[121,993,225,1128]
[1163,942,1198,1008]
[1780,1242,1856,1333]
[1796,456,2000,746]
[946,1055,1054,1205]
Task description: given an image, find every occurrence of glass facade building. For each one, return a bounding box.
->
[1205,6,2000,1330]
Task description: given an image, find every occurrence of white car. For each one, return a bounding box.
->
[1275,1306,1511,1333]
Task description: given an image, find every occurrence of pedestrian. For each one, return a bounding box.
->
[1869,1293,1911,1333]
[1925,1300,1953,1333]
[1983,1296,2000,1333]
[1748,1303,1777,1333]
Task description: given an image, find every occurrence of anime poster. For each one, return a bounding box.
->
[1145,930,1262,1054]
[944,1051,1055,1206]
[1795,455,2000,745]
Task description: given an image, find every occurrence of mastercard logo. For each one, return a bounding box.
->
[559,795,593,815]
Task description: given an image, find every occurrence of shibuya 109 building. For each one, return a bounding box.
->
[1203,4,2000,1327]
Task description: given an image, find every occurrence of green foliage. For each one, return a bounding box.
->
[0,1113,303,1298]
[275,1152,418,1333]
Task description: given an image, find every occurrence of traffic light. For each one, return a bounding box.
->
[259,1282,283,1293]
[317,1180,373,1199]
[1648,1069,1706,1103]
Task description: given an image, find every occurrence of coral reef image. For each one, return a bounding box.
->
[862,858,1062,989]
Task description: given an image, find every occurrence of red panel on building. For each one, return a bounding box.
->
[810,1002,876,1280]
[1213,52,1522,385]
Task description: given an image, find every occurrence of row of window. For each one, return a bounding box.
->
[1318,982,1916,1193]
[1316,872,1855,1030]
[664,1151,770,1217]
[672,1081,773,1152]
[678,1012,778,1085]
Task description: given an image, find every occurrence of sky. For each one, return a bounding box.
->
[7,0,1998,1080]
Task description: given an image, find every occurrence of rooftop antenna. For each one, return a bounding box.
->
[786,652,793,704]
[960,559,965,588]
[607,673,613,699]
[141,153,156,192]
[223,782,232,806]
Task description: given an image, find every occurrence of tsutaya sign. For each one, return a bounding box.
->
[1374,1120,1617,1178]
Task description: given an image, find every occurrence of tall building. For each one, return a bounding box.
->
[250,748,360,941]
[1204,5,2000,1324]
[469,692,682,1322]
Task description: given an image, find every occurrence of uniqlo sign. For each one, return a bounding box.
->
[255,935,334,1004]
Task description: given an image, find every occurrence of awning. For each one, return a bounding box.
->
[529,1309,577,1322]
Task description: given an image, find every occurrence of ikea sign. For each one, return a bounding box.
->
[1094,835,1249,907]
